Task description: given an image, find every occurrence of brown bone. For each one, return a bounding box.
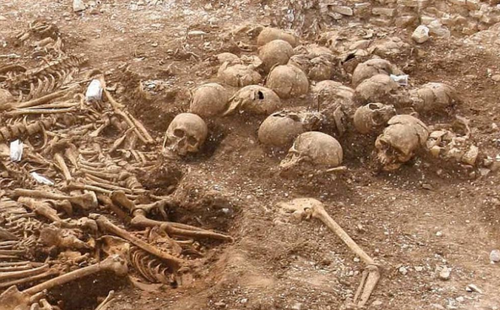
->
[14,189,97,210]
[91,214,185,269]
[279,198,380,308]
[0,255,128,310]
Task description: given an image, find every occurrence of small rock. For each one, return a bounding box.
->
[439,266,451,280]
[214,301,226,308]
[334,6,353,16]
[456,296,465,302]
[73,0,86,12]
[371,300,383,307]
[415,266,424,272]
[412,25,430,43]
[465,284,482,294]
[492,123,499,131]
[399,266,408,275]
[436,231,443,237]
[292,303,303,310]
[490,249,500,263]
[491,75,500,82]
[0,16,6,21]
[462,145,479,165]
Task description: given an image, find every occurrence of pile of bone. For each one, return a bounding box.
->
[165,26,479,172]
[0,22,232,310]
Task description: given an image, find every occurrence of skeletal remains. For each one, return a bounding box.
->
[0,20,479,310]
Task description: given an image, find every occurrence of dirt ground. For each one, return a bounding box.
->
[1,0,500,310]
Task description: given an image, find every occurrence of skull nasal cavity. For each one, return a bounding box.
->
[257,91,264,100]
[173,129,185,138]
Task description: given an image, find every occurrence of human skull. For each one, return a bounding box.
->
[259,39,294,71]
[352,58,403,86]
[353,103,396,134]
[266,64,309,99]
[289,44,335,81]
[257,27,298,47]
[280,131,343,169]
[354,74,405,105]
[258,110,324,148]
[164,113,208,156]
[224,85,281,115]
[190,83,229,117]
[375,115,429,171]
[217,63,262,87]
[311,80,355,112]
[410,82,459,113]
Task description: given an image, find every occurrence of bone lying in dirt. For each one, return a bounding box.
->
[279,198,380,308]
[91,214,185,269]
[14,189,98,210]
[110,191,233,242]
[0,255,128,310]
[0,118,56,144]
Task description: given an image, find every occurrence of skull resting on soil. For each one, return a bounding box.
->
[351,58,403,86]
[259,39,294,71]
[266,64,309,99]
[190,83,229,117]
[355,74,407,105]
[164,113,208,156]
[280,131,343,169]
[217,63,262,87]
[225,85,281,115]
[311,80,355,113]
[375,115,429,171]
[353,103,396,134]
[258,110,324,148]
[289,44,336,81]
[256,27,298,47]
[410,82,459,113]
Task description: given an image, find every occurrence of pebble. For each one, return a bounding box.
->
[436,231,443,237]
[439,266,451,280]
[334,6,354,16]
[399,266,408,275]
[490,249,500,263]
[292,303,303,310]
[73,0,86,12]
[491,75,500,82]
[412,25,430,43]
[0,16,6,21]
[415,266,424,272]
[465,284,482,294]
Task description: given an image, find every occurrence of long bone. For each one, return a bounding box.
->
[90,214,185,269]
[14,189,98,210]
[110,191,233,242]
[0,255,128,310]
[278,198,380,308]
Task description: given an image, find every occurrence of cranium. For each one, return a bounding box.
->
[256,27,298,47]
[163,113,208,156]
[355,74,408,106]
[280,131,343,169]
[190,83,229,117]
[259,39,294,71]
[375,115,429,171]
[258,110,324,148]
[353,103,396,134]
[224,85,281,115]
[410,82,459,113]
[352,58,403,86]
[289,44,335,81]
[217,63,262,87]
[266,64,309,99]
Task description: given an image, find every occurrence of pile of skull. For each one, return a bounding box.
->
[165,26,480,172]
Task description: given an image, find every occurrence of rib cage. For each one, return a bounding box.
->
[4,55,87,99]
[128,246,176,285]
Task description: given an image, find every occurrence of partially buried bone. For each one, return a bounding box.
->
[0,255,127,310]
[278,198,380,309]
[14,189,98,210]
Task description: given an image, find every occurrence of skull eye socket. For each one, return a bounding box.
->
[187,136,198,146]
[257,91,264,100]
[173,129,185,138]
